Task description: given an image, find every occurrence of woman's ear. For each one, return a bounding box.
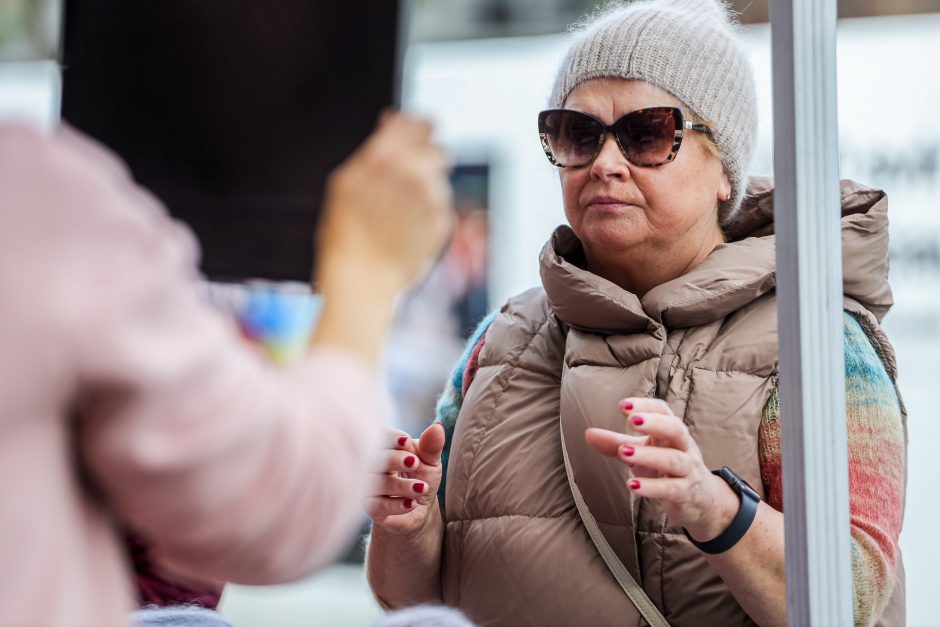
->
[717,172,732,202]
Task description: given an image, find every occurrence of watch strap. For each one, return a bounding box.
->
[683,467,760,555]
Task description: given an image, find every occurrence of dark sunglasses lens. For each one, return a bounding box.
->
[540,110,602,166]
[616,108,678,166]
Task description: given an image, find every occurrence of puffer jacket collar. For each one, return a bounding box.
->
[539,177,892,331]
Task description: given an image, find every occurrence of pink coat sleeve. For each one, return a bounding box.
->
[8,123,384,585]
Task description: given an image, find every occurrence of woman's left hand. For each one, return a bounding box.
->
[585,397,738,541]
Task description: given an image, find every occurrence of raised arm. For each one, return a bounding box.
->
[32,114,454,585]
[365,312,494,607]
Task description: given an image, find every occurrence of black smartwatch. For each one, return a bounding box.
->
[683,466,760,555]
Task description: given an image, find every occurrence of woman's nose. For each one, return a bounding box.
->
[589,133,631,180]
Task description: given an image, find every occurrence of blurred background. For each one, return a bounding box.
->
[2,0,938,625]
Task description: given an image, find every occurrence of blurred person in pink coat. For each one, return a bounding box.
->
[0,112,452,627]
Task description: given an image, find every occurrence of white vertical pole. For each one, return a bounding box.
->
[770,0,853,625]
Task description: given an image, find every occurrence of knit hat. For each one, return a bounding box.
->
[548,0,758,226]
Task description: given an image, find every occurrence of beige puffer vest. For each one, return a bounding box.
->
[442,179,906,626]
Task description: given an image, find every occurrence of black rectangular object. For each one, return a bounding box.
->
[61,1,406,282]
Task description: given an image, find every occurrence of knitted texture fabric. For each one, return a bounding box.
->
[548,0,758,225]
[439,311,902,626]
[373,605,477,627]
[133,606,233,627]
[759,312,904,627]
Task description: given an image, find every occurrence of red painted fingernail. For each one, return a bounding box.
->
[621,445,635,457]
[404,498,414,508]
[413,482,426,494]
[629,479,641,490]
[398,436,408,447]
[621,401,634,411]
[632,415,645,426]
[404,455,416,468]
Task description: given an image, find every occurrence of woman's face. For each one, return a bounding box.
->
[560,78,730,277]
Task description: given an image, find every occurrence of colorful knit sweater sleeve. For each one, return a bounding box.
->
[759,312,905,627]
[435,312,497,504]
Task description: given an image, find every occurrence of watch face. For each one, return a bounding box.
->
[715,466,760,501]
[715,466,737,485]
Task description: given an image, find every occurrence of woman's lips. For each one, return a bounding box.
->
[585,195,639,210]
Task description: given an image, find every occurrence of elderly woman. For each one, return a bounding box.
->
[365,1,906,625]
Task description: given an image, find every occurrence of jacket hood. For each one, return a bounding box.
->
[540,177,893,333]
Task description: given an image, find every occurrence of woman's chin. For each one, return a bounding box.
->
[577,223,645,256]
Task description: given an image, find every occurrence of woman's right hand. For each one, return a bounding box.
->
[367,422,445,536]
[316,112,454,297]
[309,113,453,365]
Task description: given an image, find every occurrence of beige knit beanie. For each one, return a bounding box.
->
[548,0,758,226]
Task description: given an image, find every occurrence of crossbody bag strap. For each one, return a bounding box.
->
[560,430,671,627]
